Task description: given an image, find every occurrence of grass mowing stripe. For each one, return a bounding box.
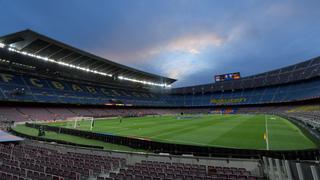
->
[148,116,233,139]
[267,116,316,150]
[208,115,266,149]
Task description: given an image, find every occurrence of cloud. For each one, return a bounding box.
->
[264,2,296,18]
[159,54,209,80]
[156,33,224,55]
[3,0,320,87]
[100,32,225,62]
[142,33,225,79]
[95,32,226,80]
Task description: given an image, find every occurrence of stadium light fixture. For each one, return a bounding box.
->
[2,45,171,87]
[7,47,112,77]
[9,44,16,48]
[118,76,171,87]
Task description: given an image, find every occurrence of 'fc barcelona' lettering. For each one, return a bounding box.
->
[101,88,111,95]
[0,73,13,83]
[51,81,65,90]
[30,78,43,88]
[86,86,96,93]
[72,84,83,92]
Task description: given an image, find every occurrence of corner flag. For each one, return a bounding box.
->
[264,131,269,150]
[263,132,267,140]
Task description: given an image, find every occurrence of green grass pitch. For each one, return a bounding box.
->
[13,124,143,152]
[45,114,317,151]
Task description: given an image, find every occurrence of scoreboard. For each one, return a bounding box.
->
[215,72,241,82]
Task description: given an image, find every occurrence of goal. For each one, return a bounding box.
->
[66,116,94,130]
[176,114,203,120]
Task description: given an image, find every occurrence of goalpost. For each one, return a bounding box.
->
[176,113,204,120]
[66,117,94,131]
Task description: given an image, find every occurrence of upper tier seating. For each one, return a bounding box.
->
[171,56,320,94]
[0,70,165,107]
[165,79,320,106]
[0,69,320,107]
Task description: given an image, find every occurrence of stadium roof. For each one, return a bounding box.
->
[0,29,176,86]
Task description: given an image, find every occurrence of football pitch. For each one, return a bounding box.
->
[47,114,317,150]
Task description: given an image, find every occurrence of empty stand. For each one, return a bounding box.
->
[0,142,264,180]
[0,66,320,107]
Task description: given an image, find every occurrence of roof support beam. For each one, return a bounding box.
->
[103,66,121,75]
[65,55,86,64]
[33,43,52,55]
[57,52,75,61]
[93,63,111,70]
[76,58,95,67]
[47,48,64,58]
[87,60,104,69]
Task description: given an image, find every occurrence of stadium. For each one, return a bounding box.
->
[0,28,319,180]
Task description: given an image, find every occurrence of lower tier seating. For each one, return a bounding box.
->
[0,143,263,180]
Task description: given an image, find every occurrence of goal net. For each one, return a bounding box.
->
[66,117,94,130]
[176,114,203,120]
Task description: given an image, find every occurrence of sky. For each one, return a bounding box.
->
[0,0,320,87]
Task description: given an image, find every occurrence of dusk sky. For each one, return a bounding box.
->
[1,0,320,87]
